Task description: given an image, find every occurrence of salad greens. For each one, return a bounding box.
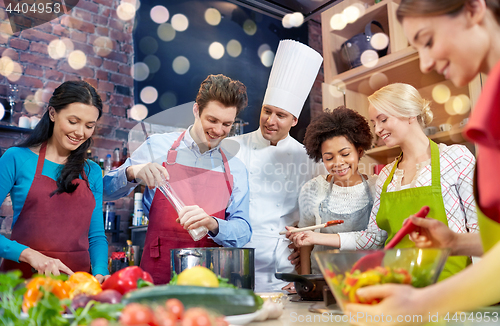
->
[0,271,123,326]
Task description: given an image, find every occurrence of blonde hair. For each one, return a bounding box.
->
[367,83,433,128]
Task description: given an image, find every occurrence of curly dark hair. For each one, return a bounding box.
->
[303,106,373,162]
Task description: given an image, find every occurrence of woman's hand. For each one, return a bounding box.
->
[345,284,430,326]
[408,216,457,251]
[94,274,111,284]
[286,228,317,247]
[282,282,297,294]
[19,248,74,276]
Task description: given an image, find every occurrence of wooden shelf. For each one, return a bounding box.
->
[0,124,32,133]
[366,128,467,160]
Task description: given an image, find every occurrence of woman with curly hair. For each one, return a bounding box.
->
[287,106,376,274]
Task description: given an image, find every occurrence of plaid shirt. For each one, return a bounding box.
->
[339,143,478,250]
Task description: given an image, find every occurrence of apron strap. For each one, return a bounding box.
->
[36,142,48,176]
[381,139,439,193]
[429,140,441,190]
[166,130,187,165]
[166,130,232,193]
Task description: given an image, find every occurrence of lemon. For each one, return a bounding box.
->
[177,266,219,287]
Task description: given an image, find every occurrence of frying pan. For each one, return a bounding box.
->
[275,272,334,302]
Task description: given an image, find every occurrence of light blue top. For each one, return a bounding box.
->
[0,147,109,276]
[103,126,252,247]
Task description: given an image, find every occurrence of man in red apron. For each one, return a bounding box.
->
[103,75,252,284]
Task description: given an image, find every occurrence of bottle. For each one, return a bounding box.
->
[99,158,105,176]
[121,146,129,165]
[133,192,144,226]
[126,240,135,266]
[103,202,116,230]
[104,154,112,175]
[112,148,121,169]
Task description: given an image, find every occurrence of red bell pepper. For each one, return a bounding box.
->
[102,266,154,295]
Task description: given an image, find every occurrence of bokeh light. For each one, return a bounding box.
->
[0,102,5,121]
[2,48,16,60]
[158,23,176,42]
[453,94,471,114]
[260,50,274,67]
[68,50,87,70]
[226,40,242,57]
[371,33,389,50]
[360,50,379,67]
[132,62,150,81]
[48,39,67,59]
[24,95,42,115]
[129,104,148,121]
[258,44,271,58]
[144,55,160,74]
[0,56,14,76]
[330,13,347,30]
[160,92,177,110]
[93,36,113,56]
[139,36,158,55]
[117,2,136,21]
[432,84,451,104]
[243,19,257,35]
[444,96,457,115]
[172,56,190,75]
[7,61,22,82]
[282,14,293,29]
[34,88,53,106]
[171,14,189,32]
[205,8,221,26]
[140,86,158,104]
[291,12,304,27]
[343,5,360,23]
[369,72,389,90]
[150,5,169,24]
[209,42,224,60]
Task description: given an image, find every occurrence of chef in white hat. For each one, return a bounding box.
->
[230,40,325,292]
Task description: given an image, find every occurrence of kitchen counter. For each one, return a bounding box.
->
[248,299,500,326]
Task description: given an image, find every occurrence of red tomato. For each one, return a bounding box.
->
[121,303,157,326]
[214,316,229,326]
[90,318,110,326]
[154,306,177,326]
[182,308,212,326]
[165,298,184,320]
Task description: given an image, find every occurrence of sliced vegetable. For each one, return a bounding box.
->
[66,272,102,298]
[102,266,154,295]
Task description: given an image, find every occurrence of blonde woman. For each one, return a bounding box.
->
[289,83,477,279]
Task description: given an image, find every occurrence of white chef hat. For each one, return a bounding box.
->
[262,39,323,118]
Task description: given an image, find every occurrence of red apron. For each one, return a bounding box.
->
[140,131,233,284]
[0,142,95,278]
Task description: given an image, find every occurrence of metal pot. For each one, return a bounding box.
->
[275,272,333,301]
[171,247,255,290]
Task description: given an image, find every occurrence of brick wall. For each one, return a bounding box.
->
[308,19,324,119]
[0,0,136,245]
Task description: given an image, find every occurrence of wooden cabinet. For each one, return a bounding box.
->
[320,0,481,173]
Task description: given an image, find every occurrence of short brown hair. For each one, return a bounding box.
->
[303,106,373,162]
[195,74,248,115]
[397,0,500,24]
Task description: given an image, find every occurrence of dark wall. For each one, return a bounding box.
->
[133,0,309,140]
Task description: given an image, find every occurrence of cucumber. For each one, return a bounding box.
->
[122,285,263,316]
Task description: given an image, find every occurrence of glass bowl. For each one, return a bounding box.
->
[314,248,450,311]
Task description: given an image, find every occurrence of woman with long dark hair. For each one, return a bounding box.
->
[345,0,500,324]
[0,81,109,282]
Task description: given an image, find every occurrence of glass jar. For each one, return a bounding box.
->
[103,202,116,230]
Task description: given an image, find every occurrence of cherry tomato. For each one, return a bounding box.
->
[165,298,184,320]
[154,306,177,326]
[182,308,212,326]
[214,316,229,326]
[121,303,157,326]
[90,318,110,326]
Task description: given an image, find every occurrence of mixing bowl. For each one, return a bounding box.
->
[314,248,450,311]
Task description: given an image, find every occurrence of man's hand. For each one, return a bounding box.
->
[126,163,169,189]
[177,205,219,233]
[288,241,301,269]
[95,274,111,284]
[282,282,297,294]
[19,248,74,276]
[408,216,457,253]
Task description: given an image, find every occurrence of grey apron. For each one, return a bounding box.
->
[310,174,373,274]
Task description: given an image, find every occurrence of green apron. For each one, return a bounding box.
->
[474,165,500,252]
[376,140,470,281]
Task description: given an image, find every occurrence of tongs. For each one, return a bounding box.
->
[157,178,209,241]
